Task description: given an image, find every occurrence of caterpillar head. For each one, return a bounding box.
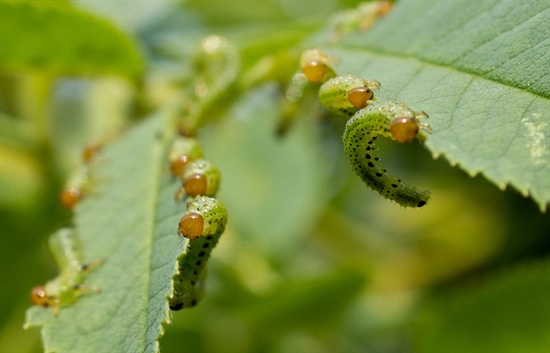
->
[300,49,337,83]
[348,86,374,109]
[60,187,82,209]
[178,196,228,240]
[319,75,381,118]
[60,167,90,209]
[180,159,220,197]
[169,137,204,176]
[31,286,49,307]
[390,118,419,143]
[82,142,102,163]
[178,212,204,240]
[389,109,431,143]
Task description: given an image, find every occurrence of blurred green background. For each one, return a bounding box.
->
[1,1,549,352]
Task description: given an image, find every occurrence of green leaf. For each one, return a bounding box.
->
[24,107,184,352]
[319,0,550,211]
[415,259,550,353]
[0,1,143,79]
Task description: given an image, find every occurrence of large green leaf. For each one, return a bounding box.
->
[0,1,143,78]
[23,84,331,351]
[24,107,183,352]
[318,0,550,211]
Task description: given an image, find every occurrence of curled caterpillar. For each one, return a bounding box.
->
[31,228,102,315]
[342,100,431,207]
[180,159,220,198]
[170,196,228,310]
[318,75,381,118]
[319,75,431,207]
[168,137,204,176]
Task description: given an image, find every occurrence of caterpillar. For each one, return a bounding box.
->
[169,136,214,201]
[277,49,338,135]
[328,1,393,43]
[318,75,381,118]
[342,101,431,207]
[319,75,432,208]
[31,228,102,315]
[82,142,102,163]
[299,49,338,84]
[179,159,220,198]
[168,136,204,177]
[169,196,228,310]
[177,36,240,135]
[61,132,116,209]
[60,166,91,210]
[61,135,118,209]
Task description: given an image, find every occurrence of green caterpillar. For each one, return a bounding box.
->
[318,74,381,117]
[169,136,221,201]
[299,49,338,84]
[168,136,204,177]
[277,49,339,135]
[328,1,393,43]
[179,159,221,198]
[59,166,90,210]
[31,228,101,315]
[319,75,431,208]
[169,196,228,310]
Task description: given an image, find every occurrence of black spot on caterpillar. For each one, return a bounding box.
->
[169,196,228,310]
[30,228,102,315]
[342,100,431,207]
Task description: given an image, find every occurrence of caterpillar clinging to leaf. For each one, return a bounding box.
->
[169,196,228,310]
[168,136,204,177]
[277,49,339,135]
[60,166,91,210]
[30,228,102,315]
[179,159,221,198]
[328,1,393,44]
[318,75,381,117]
[319,75,432,208]
[299,49,338,84]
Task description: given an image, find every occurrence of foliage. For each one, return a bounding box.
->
[1,0,549,352]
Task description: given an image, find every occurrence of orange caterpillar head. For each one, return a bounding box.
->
[390,118,420,143]
[31,286,49,307]
[348,86,375,109]
[178,212,204,240]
